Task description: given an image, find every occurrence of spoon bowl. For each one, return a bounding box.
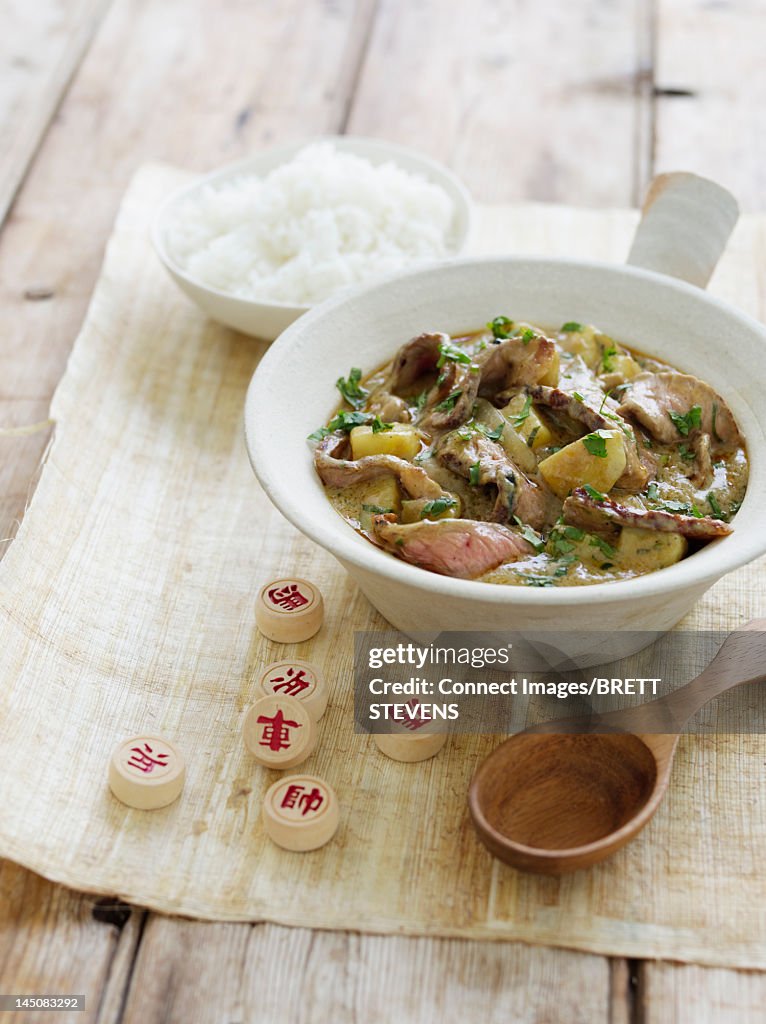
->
[469,732,674,874]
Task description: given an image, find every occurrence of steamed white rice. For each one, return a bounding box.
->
[165,143,457,306]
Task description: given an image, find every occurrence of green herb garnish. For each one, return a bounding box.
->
[572,391,585,403]
[527,426,540,448]
[362,504,393,515]
[589,534,616,558]
[469,461,481,486]
[415,389,429,411]
[434,389,463,412]
[646,481,660,501]
[335,367,369,409]
[308,408,373,440]
[582,433,608,458]
[437,341,473,367]
[519,328,537,345]
[583,484,607,501]
[668,405,702,437]
[475,421,504,442]
[511,394,532,428]
[421,497,458,519]
[372,416,394,434]
[487,315,514,340]
[600,343,618,373]
[513,517,545,552]
[707,492,723,519]
[561,321,583,333]
[660,499,703,518]
[678,443,696,462]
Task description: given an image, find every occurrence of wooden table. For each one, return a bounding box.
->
[2,1,764,1019]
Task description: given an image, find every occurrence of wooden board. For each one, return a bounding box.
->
[0,163,764,970]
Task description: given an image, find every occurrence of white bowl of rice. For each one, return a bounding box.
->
[152,136,473,340]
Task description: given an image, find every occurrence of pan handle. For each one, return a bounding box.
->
[626,172,738,288]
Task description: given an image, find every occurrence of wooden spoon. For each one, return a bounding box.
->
[468,621,766,874]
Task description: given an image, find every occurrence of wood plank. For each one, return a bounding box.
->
[118,919,612,1024]
[0,0,113,226]
[0,0,377,550]
[639,961,766,1023]
[654,0,766,210]
[0,861,137,1024]
[346,0,652,205]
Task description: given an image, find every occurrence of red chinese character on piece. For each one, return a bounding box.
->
[257,710,301,751]
[127,743,169,774]
[270,666,311,697]
[268,583,308,611]
[280,784,324,816]
[403,699,429,732]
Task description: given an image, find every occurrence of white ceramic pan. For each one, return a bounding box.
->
[245,174,765,649]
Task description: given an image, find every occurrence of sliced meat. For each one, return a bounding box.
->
[436,429,557,530]
[476,334,557,395]
[618,372,742,451]
[366,389,411,423]
[372,514,535,579]
[689,432,714,489]
[563,487,732,539]
[314,433,446,500]
[388,332,448,393]
[418,358,479,431]
[528,385,649,491]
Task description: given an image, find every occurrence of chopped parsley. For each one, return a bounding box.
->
[415,388,429,411]
[372,416,394,434]
[527,425,540,448]
[513,517,545,553]
[475,421,505,442]
[335,367,369,409]
[583,484,607,501]
[660,499,703,518]
[600,343,618,373]
[589,534,616,559]
[646,481,660,501]
[362,503,393,514]
[707,492,723,519]
[519,327,537,345]
[572,391,585,403]
[668,404,702,437]
[487,315,514,340]
[421,496,458,519]
[517,573,555,587]
[511,394,533,428]
[561,321,583,333]
[437,341,473,367]
[308,409,373,440]
[469,461,481,486]
[678,443,696,462]
[582,433,608,458]
[434,389,463,412]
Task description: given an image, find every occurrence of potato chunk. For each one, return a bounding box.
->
[615,527,687,571]
[539,429,626,498]
[538,348,560,387]
[501,394,554,450]
[350,423,420,460]
[358,477,401,532]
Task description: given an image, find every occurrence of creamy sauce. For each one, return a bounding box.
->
[317,321,748,587]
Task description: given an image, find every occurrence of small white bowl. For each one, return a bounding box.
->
[151,136,473,341]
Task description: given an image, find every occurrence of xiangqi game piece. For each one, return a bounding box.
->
[242,694,317,769]
[255,577,324,643]
[373,701,447,763]
[108,735,185,810]
[256,659,328,721]
[262,774,339,851]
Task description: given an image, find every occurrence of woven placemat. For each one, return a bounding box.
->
[0,163,764,967]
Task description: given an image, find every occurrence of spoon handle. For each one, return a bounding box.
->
[659,618,766,727]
